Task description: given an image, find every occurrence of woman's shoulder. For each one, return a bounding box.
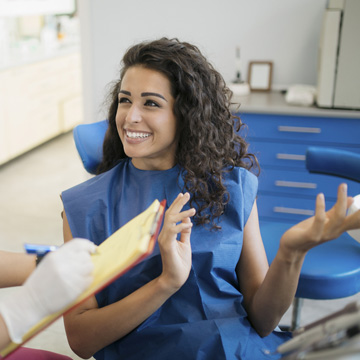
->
[224,165,258,186]
[223,166,259,205]
[224,166,258,222]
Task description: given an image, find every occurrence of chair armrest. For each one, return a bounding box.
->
[306,147,360,183]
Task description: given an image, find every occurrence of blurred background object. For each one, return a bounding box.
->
[0,0,83,166]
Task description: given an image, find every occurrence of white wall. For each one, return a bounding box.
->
[78,0,327,123]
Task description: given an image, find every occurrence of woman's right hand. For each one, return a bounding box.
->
[158,193,196,293]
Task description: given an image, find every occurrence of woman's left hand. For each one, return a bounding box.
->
[280,183,360,258]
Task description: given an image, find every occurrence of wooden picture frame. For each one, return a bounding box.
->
[248,61,273,91]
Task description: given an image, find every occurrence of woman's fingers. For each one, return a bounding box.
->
[313,184,358,240]
[310,193,326,240]
[166,208,196,225]
[168,192,190,213]
[280,186,360,257]
[179,217,192,244]
[160,193,195,242]
[323,184,349,237]
[163,193,195,228]
[333,183,348,218]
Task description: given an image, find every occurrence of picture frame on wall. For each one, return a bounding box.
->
[248,61,273,91]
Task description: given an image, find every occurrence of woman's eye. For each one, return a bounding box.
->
[144,99,159,107]
[118,97,131,104]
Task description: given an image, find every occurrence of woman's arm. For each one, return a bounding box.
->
[237,183,360,337]
[63,193,195,359]
[237,201,304,337]
[0,251,35,288]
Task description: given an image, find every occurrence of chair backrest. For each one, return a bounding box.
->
[306,146,360,183]
[73,120,108,174]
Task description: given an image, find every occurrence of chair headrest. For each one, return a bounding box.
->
[73,120,108,174]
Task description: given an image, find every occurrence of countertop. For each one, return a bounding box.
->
[231,92,360,119]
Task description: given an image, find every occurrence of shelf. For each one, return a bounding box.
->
[231,91,360,119]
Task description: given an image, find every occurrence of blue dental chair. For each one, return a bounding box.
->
[73,121,360,330]
[262,146,360,330]
[73,120,108,174]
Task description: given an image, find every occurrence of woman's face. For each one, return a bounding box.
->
[115,66,178,171]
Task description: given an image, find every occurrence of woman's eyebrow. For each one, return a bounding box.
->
[119,90,131,96]
[141,92,167,102]
[119,90,167,102]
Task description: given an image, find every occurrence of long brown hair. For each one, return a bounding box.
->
[98,38,259,230]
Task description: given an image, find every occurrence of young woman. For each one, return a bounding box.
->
[61,38,360,359]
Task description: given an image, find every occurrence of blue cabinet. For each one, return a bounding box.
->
[235,112,360,223]
[232,94,360,308]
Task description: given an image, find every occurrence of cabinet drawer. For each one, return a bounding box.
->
[258,168,360,199]
[257,194,336,222]
[237,113,360,146]
[249,141,360,170]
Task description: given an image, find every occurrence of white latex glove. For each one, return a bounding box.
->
[0,238,96,343]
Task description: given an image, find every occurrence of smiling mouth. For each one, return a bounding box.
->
[125,130,151,139]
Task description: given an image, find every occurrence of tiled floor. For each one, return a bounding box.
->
[0,132,359,359]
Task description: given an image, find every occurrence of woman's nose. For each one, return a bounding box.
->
[125,105,142,123]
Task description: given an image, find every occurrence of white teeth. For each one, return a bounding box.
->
[126,131,150,139]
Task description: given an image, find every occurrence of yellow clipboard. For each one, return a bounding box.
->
[1,199,166,358]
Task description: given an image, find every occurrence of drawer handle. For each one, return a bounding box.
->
[275,180,317,189]
[273,207,315,216]
[276,153,306,161]
[278,126,321,134]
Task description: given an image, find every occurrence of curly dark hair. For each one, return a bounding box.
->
[97,37,259,230]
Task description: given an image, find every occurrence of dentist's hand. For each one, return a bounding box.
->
[0,238,96,343]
